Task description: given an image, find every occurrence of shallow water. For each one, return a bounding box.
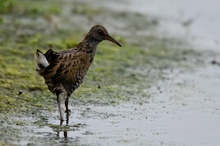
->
[49,66,220,146]
[2,65,220,146]
[97,0,220,50]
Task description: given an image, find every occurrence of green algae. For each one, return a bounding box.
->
[0,0,14,14]
[71,4,102,17]
[0,0,61,16]
[0,141,10,146]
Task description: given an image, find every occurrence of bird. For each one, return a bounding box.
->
[34,25,122,124]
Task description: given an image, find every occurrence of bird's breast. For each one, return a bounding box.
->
[67,53,94,80]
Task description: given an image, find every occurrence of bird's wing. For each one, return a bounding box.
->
[51,48,88,91]
[52,58,83,85]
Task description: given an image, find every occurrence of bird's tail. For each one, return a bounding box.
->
[35,49,49,71]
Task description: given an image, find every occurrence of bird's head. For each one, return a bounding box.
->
[86,25,122,47]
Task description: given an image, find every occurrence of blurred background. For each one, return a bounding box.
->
[0,0,220,146]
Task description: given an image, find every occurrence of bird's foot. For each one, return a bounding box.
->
[65,109,71,115]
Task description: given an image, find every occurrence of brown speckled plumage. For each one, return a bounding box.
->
[35,25,121,124]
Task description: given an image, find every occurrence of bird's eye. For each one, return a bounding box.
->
[98,30,104,35]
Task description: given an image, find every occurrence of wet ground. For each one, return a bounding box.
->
[1,0,220,146]
[100,0,220,50]
[1,65,220,146]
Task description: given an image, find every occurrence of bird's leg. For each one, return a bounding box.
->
[56,93,64,122]
[64,131,68,138]
[65,94,71,125]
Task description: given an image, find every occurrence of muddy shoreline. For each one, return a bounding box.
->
[0,0,220,146]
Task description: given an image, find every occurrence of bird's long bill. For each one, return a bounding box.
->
[105,34,122,47]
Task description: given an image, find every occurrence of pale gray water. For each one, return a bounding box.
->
[19,66,220,146]
[96,0,220,50]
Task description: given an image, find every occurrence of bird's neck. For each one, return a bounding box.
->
[81,37,101,54]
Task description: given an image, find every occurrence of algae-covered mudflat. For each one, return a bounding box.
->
[0,0,220,146]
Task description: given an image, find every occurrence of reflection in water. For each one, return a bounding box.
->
[53,119,86,146]
[56,129,68,139]
[56,115,68,139]
[64,131,68,139]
